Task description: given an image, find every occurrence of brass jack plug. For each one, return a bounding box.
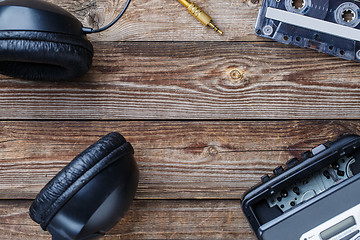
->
[177,0,223,35]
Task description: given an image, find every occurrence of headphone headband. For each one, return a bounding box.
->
[0,1,84,36]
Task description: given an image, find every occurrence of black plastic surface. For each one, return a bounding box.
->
[273,166,284,175]
[241,134,360,239]
[254,0,360,62]
[260,174,360,239]
[47,155,139,240]
[261,174,271,183]
[286,158,299,168]
[29,132,139,240]
[0,0,84,36]
[0,0,94,81]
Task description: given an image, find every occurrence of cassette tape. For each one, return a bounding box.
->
[241,134,360,240]
[255,0,360,61]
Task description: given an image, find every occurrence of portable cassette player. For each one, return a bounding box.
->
[241,134,360,240]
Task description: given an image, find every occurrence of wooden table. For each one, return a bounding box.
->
[1,0,360,239]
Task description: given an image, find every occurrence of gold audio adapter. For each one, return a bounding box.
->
[177,0,223,35]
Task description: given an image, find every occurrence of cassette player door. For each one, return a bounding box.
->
[258,174,360,240]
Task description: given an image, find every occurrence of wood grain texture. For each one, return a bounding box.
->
[1,42,360,120]
[1,120,359,199]
[2,0,358,239]
[0,200,254,240]
[50,0,261,42]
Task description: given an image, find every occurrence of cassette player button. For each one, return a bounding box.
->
[311,144,326,156]
[273,166,284,176]
[286,158,299,168]
[261,174,271,183]
[323,141,332,148]
[301,150,314,160]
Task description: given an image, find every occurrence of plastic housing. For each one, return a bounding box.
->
[241,134,360,240]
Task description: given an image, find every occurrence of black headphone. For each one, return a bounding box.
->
[29,132,139,240]
[0,0,131,81]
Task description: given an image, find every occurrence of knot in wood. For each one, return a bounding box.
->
[207,146,218,156]
[229,69,244,82]
[87,10,105,29]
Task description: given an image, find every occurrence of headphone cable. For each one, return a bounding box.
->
[82,0,131,34]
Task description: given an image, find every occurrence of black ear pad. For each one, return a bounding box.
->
[0,31,94,81]
[29,132,135,230]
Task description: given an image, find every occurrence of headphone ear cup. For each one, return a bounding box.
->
[0,31,94,81]
[29,132,136,231]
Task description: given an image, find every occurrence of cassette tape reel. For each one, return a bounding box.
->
[255,0,360,61]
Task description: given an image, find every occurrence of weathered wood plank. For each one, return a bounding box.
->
[1,42,360,120]
[0,200,253,240]
[1,120,359,199]
[50,0,261,42]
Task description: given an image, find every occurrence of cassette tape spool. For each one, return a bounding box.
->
[255,0,360,61]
